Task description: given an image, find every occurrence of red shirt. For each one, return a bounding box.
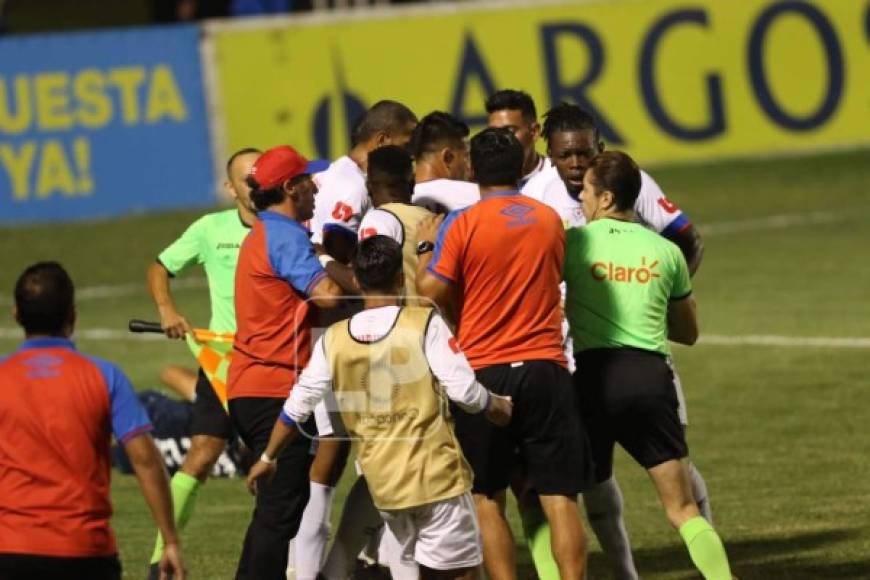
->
[0,337,152,557]
[428,192,567,369]
[228,211,327,399]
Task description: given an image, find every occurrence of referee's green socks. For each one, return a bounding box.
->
[520,503,560,580]
[679,516,732,579]
[149,471,201,565]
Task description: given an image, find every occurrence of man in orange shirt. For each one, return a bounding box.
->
[0,262,185,580]
[227,145,348,580]
[416,128,594,580]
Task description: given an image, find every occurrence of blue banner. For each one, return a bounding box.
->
[0,25,214,224]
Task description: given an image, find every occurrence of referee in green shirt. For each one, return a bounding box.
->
[145,147,260,578]
[564,151,732,579]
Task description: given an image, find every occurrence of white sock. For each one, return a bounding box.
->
[583,477,639,580]
[295,482,336,580]
[688,462,714,524]
[321,477,382,579]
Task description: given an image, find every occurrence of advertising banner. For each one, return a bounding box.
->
[0,25,214,224]
[210,0,870,165]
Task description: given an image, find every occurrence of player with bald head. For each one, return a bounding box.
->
[145,147,261,579]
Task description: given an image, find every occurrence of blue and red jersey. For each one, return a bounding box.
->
[0,337,151,557]
[228,210,327,399]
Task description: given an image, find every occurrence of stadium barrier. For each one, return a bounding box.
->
[203,0,870,169]
[0,25,214,224]
[2,0,868,223]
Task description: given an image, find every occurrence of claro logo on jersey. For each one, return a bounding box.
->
[591,257,660,284]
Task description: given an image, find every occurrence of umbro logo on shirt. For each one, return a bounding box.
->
[500,202,536,227]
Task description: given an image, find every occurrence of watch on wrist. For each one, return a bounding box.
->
[416,240,434,256]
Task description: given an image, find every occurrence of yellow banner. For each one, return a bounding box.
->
[211,0,870,164]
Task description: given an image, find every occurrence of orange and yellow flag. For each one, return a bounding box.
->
[186,331,234,408]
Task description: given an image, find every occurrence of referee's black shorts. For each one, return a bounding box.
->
[452,359,595,498]
[574,348,688,484]
[190,368,234,439]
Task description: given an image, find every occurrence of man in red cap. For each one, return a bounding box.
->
[227,145,351,580]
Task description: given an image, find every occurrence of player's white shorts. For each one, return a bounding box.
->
[378,491,482,572]
[666,356,689,426]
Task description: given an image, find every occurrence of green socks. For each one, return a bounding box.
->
[679,516,732,579]
[520,502,560,580]
[150,471,201,564]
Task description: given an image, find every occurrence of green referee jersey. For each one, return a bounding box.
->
[564,218,692,355]
[157,209,251,332]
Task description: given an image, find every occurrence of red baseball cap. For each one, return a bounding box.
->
[249,145,316,190]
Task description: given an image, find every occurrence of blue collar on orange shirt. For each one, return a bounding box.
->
[258,210,312,237]
[19,337,75,351]
[480,189,521,199]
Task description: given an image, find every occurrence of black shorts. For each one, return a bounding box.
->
[0,553,121,580]
[190,369,234,439]
[452,360,595,497]
[574,348,688,484]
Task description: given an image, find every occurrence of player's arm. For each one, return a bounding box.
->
[148,219,205,339]
[637,171,705,276]
[666,224,704,277]
[147,262,194,339]
[667,251,698,345]
[424,313,512,426]
[317,252,360,295]
[104,361,185,579]
[667,295,699,345]
[246,338,333,493]
[415,214,454,310]
[322,226,358,265]
[125,434,186,579]
[271,230,348,308]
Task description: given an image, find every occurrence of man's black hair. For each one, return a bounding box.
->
[14,261,74,336]
[367,146,413,194]
[350,100,417,147]
[470,127,524,188]
[485,89,537,123]
[245,173,308,211]
[409,111,470,159]
[542,102,599,143]
[587,151,642,211]
[353,235,403,293]
[225,147,261,178]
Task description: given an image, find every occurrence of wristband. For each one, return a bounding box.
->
[260,452,276,465]
[318,254,335,268]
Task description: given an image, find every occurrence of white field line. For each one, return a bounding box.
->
[0,277,207,306]
[0,208,865,308]
[697,334,870,348]
[699,209,862,236]
[0,328,867,348]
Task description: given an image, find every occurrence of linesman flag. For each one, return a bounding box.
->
[185,331,234,408]
[129,320,234,408]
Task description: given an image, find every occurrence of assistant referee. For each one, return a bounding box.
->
[563,151,732,579]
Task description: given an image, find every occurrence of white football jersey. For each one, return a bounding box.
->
[412,179,480,213]
[519,155,559,201]
[539,169,690,235]
[310,156,370,244]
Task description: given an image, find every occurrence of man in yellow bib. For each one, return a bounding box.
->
[247,235,512,578]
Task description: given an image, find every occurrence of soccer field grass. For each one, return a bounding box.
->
[2,149,869,578]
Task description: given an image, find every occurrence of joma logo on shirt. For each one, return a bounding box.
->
[591,257,660,284]
[216,242,240,250]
